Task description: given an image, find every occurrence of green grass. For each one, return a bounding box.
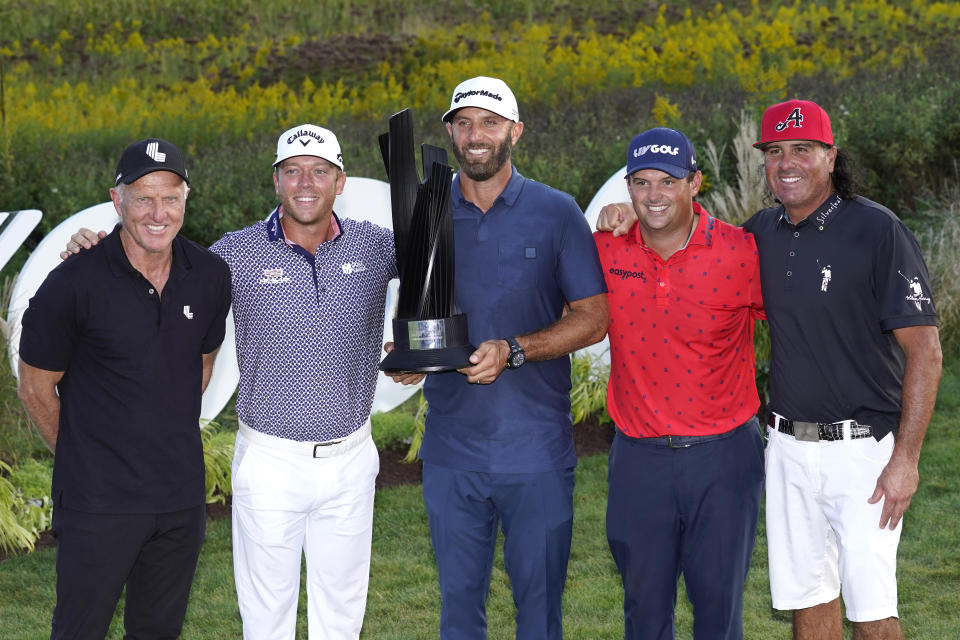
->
[2,366,959,638]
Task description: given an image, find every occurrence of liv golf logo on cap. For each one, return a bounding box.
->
[625,127,698,179]
[633,144,680,157]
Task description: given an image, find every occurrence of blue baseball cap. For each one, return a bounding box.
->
[625,127,698,179]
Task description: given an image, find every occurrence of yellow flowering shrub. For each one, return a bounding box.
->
[0,1,957,155]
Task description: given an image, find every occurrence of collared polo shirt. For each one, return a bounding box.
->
[743,194,937,439]
[595,204,764,438]
[210,208,396,441]
[19,227,231,513]
[420,168,607,473]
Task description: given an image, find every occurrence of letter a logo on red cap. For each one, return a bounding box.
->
[775,107,803,132]
[754,100,833,148]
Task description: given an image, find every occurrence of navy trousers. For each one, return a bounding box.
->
[606,418,765,640]
[50,505,206,640]
[422,463,575,640]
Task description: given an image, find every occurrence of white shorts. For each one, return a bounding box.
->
[765,424,901,622]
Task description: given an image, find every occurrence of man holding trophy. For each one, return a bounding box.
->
[386,76,608,640]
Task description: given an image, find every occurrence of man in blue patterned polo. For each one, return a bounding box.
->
[210,125,396,639]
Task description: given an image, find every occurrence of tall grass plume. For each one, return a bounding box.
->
[702,110,766,225]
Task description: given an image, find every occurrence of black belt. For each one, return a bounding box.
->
[767,413,872,441]
[618,419,754,449]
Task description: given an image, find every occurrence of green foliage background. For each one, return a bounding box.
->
[1,0,959,275]
[1,0,958,578]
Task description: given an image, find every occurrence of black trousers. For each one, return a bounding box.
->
[50,505,206,640]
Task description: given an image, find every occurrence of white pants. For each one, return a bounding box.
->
[765,426,901,622]
[231,422,379,640]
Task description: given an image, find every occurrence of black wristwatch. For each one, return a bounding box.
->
[504,337,526,369]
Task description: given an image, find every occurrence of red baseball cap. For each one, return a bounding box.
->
[754,99,833,148]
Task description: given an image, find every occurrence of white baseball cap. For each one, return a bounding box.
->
[441,76,519,123]
[274,124,344,170]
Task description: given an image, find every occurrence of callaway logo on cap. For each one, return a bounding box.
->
[625,127,698,179]
[754,99,834,148]
[274,124,344,170]
[114,138,189,186]
[442,76,520,123]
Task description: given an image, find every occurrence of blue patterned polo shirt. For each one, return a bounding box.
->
[210,207,397,441]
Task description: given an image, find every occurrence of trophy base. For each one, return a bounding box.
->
[379,343,476,373]
[379,315,475,373]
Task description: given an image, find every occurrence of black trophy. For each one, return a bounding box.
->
[378,108,475,373]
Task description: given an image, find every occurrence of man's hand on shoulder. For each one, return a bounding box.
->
[596,202,637,237]
[60,228,107,260]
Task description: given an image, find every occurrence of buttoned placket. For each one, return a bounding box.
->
[139,274,164,330]
[129,263,178,331]
[313,239,339,304]
[281,237,336,306]
[778,195,843,292]
[783,221,807,292]
[644,249,675,310]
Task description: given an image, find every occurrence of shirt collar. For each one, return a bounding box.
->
[451,166,524,210]
[776,193,844,231]
[629,201,714,250]
[266,206,344,247]
[104,224,191,279]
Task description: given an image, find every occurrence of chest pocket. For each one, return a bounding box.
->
[497,241,540,291]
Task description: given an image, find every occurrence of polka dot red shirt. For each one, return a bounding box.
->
[594,204,765,437]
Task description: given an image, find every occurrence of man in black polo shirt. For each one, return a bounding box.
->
[17,138,232,639]
[743,100,942,640]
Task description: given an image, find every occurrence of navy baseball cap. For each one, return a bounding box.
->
[114,138,189,186]
[625,127,698,179]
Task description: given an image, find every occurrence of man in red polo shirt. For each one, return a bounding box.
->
[593,127,765,640]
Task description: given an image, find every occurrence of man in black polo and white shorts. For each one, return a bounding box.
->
[744,100,942,639]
